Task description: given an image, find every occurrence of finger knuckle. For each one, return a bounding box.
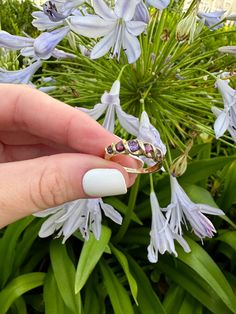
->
[30,161,69,209]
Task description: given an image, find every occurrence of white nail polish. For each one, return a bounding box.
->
[82,169,127,197]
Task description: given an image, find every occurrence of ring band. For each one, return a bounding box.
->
[104,139,164,174]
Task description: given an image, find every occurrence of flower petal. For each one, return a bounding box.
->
[69,15,115,37]
[34,26,70,59]
[90,29,116,59]
[147,0,170,10]
[115,104,140,135]
[134,1,149,23]
[32,11,64,31]
[93,0,116,20]
[125,20,146,36]
[213,109,230,138]
[114,0,139,21]
[122,29,141,63]
[78,102,107,120]
[103,104,116,132]
[0,31,33,50]
[100,200,123,224]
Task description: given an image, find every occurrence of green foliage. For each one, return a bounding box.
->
[0,0,37,36]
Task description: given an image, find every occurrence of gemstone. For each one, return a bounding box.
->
[144,143,154,154]
[128,140,140,152]
[107,145,113,154]
[115,141,125,152]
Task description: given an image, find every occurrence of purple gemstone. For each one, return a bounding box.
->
[128,140,140,152]
[144,143,153,154]
[107,145,113,154]
[115,141,125,152]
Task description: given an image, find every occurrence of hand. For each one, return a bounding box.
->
[0,84,137,228]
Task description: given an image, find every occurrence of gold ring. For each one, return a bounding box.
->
[104,139,164,174]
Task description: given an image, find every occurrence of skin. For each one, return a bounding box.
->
[0,84,137,228]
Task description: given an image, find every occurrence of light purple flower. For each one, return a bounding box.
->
[32,0,85,30]
[197,11,225,30]
[165,176,224,240]
[0,31,34,50]
[69,0,147,63]
[148,191,190,263]
[34,198,122,242]
[138,110,166,156]
[212,77,236,142]
[218,46,236,57]
[147,0,170,10]
[0,60,42,84]
[33,26,70,59]
[134,1,149,23]
[79,80,140,134]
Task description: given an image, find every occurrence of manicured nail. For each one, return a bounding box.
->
[82,169,127,197]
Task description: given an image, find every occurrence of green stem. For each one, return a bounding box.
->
[113,175,140,243]
[117,64,129,81]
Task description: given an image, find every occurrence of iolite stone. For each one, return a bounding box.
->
[107,145,113,154]
[115,141,125,152]
[128,140,140,152]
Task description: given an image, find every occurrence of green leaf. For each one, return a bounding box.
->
[180,156,236,184]
[75,225,111,293]
[44,268,73,314]
[0,272,45,314]
[84,275,103,314]
[127,255,166,314]
[11,297,27,314]
[183,184,218,207]
[110,245,138,305]
[159,237,236,314]
[163,285,185,314]
[177,237,236,313]
[50,240,82,313]
[217,231,236,253]
[219,160,236,210]
[0,216,34,288]
[99,259,134,314]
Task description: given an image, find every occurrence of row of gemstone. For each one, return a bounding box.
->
[107,139,157,156]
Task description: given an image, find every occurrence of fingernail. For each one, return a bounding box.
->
[82,169,127,197]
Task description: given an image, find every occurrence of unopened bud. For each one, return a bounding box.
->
[170,140,193,177]
[170,154,188,177]
[176,10,197,43]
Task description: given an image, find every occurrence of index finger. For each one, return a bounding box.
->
[0,84,117,157]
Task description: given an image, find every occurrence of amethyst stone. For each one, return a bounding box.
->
[128,140,140,152]
[115,141,125,152]
[144,143,154,153]
[107,145,113,154]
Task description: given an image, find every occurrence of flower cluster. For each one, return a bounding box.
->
[0,0,232,263]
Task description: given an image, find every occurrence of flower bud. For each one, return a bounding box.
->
[170,140,193,177]
[176,10,198,43]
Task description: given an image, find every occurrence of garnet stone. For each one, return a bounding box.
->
[115,141,125,152]
[144,143,154,154]
[128,140,140,152]
[107,145,113,154]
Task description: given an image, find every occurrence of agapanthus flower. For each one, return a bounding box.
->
[79,80,140,134]
[32,0,85,30]
[0,27,70,60]
[218,46,236,57]
[69,0,147,63]
[147,0,170,10]
[197,11,225,30]
[0,31,34,50]
[148,191,190,263]
[211,77,236,141]
[134,1,149,23]
[137,110,166,156]
[34,198,122,242]
[0,60,42,84]
[165,175,224,240]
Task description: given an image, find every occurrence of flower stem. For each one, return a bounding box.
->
[113,175,140,244]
